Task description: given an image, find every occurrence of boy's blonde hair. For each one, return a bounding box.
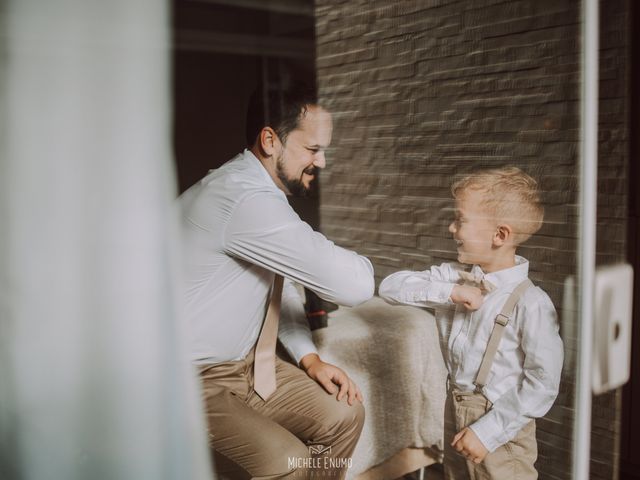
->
[451,166,544,245]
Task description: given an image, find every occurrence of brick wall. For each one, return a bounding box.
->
[315,0,629,478]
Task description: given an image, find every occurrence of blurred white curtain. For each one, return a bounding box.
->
[0,1,213,479]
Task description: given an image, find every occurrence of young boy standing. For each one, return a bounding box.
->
[379,167,563,480]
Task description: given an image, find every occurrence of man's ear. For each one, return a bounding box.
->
[258,127,280,157]
[493,224,513,247]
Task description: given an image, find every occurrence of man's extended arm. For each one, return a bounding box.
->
[223,191,374,306]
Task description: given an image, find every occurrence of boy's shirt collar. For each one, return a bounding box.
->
[470,255,529,290]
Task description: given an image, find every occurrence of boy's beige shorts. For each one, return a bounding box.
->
[444,390,537,480]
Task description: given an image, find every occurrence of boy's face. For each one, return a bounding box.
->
[448,189,498,268]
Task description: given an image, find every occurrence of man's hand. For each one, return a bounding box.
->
[451,427,488,464]
[300,353,363,406]
[450,285,484,311]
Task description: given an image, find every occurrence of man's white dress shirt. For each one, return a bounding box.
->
[179,149,374,365]
[379,256,563,452]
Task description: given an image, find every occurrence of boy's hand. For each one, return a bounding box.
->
[450,285,484,310]
[452,427,488,464]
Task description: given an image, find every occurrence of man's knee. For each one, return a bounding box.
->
[348,401,365,431]
[327,400,365,438]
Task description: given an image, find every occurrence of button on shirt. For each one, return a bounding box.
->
[379,257,563,452]
[179,150,375,365]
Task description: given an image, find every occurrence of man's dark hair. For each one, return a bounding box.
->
[245,81,318,147]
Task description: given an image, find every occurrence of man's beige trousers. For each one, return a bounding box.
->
[443,390,537,480]
[199,351,365,479]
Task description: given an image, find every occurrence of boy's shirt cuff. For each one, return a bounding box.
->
[401,281,454,305]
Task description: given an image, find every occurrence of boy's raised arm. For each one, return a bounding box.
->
[379,263,460,307]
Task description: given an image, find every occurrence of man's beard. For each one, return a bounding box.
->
[276,157,318,197]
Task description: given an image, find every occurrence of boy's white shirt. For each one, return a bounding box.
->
[378,255,564,452]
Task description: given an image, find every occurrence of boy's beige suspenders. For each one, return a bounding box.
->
[474,278,534,391]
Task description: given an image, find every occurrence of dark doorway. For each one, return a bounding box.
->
[172,0,316,194]
[620,1,640,479]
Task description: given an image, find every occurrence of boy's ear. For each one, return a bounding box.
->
[258,127,280,157]
[493,224,513,247]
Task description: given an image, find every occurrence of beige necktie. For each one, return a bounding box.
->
[253,274,284,401]
[458,270,497,293]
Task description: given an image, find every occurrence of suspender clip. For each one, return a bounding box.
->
[495,313,510,326]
